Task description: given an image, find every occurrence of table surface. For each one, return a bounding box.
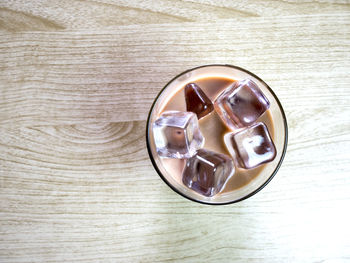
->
[1,1,350,262]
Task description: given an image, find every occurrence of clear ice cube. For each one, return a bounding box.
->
[214,79,270,129]
[182,149,235,197]
[153,111,204,159]
[224,122,276,169]
[185,83,214,119]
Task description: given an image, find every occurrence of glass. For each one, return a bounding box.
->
[146,65,288,205]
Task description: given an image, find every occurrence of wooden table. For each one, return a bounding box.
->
[1,1,349,262]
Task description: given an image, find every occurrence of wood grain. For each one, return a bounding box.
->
[0,122,350,262]
[1,0,349,31]
[0,120,349,262]
[0,1,350,262]
[0,14,349,127]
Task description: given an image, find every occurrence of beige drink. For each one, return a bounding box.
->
[146,65,287,204]
[160,76,275,193]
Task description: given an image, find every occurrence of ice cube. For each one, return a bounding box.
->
[224,122,276,169]
[153,111,204,158]
[214,79,270,129]
[185,83,214,119]
[182,149,235,197]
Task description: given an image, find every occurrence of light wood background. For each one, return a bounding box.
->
[1,1,350,262]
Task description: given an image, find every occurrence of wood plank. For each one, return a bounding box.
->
[0,120,349,206]
[0,14,349,127]
[1,0,349,31]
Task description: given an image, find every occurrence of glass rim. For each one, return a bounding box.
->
[146,64,288,205]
